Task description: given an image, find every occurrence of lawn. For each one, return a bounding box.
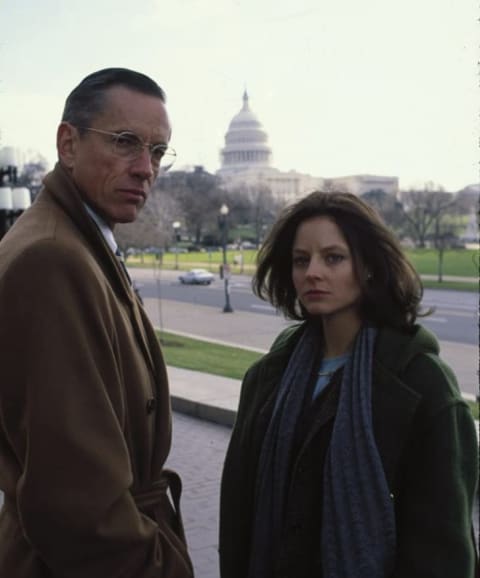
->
[128,249,258,274]
[467,401,479,420]
[157,330,262,380]
[404,248,478,278]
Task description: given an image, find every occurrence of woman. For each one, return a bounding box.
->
[219,191,478,578]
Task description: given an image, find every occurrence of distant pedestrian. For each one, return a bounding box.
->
[0,68,193,577]
[219,191,478,577]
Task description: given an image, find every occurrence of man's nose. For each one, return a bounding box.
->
[131,147,155,180]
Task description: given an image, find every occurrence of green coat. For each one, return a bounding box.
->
[0,164,193,577]
[220,323,478,578]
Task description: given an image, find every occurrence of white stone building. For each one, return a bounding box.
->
[325,174,399,197]
[217,91,399,202]
[217,92,324,204]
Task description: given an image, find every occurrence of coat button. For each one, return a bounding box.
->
[146,398,156,414]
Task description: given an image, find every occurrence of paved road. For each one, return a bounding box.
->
[135,268,478,346]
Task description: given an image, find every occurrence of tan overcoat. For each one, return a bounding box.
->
[0,164,194,577]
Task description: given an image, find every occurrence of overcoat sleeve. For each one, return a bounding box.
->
[390,353,478,578]
[0,242,192,577]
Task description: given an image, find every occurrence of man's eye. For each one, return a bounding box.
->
[151,145,166,160]
[115,133,139,148]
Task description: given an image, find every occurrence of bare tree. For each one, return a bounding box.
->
[400,186,460,282]
[156,166,226,245]
[400,187,455,248]
[361,189,404,233]
[115,187,182,258]
[226,183,283,247]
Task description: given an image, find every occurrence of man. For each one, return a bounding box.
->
[0,68,194,577]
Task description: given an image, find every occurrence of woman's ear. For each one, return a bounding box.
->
[56,122,77,169]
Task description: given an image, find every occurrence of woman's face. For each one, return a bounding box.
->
[292,215,363,321]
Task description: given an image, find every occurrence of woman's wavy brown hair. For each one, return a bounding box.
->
[253,191,428,329]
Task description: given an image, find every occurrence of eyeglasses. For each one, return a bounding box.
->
[78,127,176,171]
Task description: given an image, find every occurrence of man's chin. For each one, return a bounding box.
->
[114,206,144,225]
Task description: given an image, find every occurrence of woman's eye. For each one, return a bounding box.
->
[292,256,309,266]
[325,253,345,265]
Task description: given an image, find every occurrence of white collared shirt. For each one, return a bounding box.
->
[83,204,118,255]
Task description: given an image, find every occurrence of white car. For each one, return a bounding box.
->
[178,268,215,285]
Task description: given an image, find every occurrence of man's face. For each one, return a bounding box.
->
[57,85,171,228]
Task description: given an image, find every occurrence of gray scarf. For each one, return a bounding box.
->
[322,325,396,577]
[248,324,396,578]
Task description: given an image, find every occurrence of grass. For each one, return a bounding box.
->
[467,401,479,420]
[404,248,478,278]
[157,330,262,380]
[128,250,258,275]
[421,280,478,292]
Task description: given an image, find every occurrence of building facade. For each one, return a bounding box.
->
[217,92,324,204]
[325,174,399,197]
[217,92,399,202]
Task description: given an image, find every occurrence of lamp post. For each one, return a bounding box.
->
[172,221,181,269]
[219,203,233,313]
[0,165,30,240]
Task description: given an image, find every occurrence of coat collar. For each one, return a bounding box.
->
[41,163,156,374]
[42,163,133,302]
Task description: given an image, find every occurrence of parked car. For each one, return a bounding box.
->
[178,268,215,285]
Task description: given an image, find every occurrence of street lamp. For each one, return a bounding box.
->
[0,166,30,240]
[219,203,233,313]
[172,221,181,269]
[0,186,13,239]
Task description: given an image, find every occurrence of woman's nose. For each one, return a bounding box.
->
[305,257,325,279]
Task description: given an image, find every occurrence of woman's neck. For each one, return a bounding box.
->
[320,312,362,359]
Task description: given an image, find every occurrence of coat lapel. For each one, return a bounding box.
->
[43,164,157,376]
[372,360,422,493]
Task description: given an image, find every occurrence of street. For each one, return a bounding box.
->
[134,268,478,346]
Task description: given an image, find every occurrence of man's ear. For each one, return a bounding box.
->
[57,122,78,169]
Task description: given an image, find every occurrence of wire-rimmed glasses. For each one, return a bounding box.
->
[78,127,176,172]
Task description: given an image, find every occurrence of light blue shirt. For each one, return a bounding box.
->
[312,353,350,400]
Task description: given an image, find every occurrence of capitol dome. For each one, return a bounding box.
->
[218,91,272,175]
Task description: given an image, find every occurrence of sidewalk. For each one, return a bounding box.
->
[140,294,479,428]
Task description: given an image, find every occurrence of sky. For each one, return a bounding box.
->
[0,0,478,191]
